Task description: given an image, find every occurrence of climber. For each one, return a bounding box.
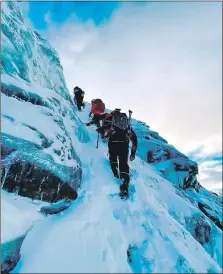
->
[85,98,105,128]
[73,86,85,111]
[89,109,138,198]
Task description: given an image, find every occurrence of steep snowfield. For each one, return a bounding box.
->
[1,2,222,273]
[10,106,222,273]
[1,2,88,272]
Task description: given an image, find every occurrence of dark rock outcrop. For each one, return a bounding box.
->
[1,233,26,274]
[198,202,223,231]
[1,133,81,203]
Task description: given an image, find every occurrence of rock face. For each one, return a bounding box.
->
[131,118,223,237]
[1,2,89,203]
[132,118,199,190]
[1,233,27,274]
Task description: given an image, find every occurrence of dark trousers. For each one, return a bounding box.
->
[108,141,130,183]
[76,98,84,110]
[75,94,84,110]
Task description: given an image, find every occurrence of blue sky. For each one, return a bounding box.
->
[20,1,222,192]
[27,1,123,29]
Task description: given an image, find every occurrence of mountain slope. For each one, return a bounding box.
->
[10,105,222,273]
[1,2,222,273]
[1,2,88,272]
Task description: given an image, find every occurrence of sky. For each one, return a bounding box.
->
[19,1,222,193]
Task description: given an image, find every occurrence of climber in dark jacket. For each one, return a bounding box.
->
[94,111,138,197]
[73,86,85,111]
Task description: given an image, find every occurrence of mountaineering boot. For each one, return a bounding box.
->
[119,180,129,199]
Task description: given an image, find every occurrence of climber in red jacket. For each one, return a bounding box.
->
[85,99,105,127]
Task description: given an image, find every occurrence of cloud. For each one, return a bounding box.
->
[186,137,222,191]
[187,135,222,162]
[44,11,52,25]
[41,2,222,190]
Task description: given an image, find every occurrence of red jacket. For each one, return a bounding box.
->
[90,102,103,116]
[90,99,105,116]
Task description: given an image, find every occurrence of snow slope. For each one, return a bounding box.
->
[1,2,88,271]
[1,2,222,273]
[10,106,222,273]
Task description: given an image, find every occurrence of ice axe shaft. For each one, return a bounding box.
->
[96,132,99,148]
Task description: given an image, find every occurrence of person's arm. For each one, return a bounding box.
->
[86,113,107,127]
[96,113,112,135]
[129,128,138,160]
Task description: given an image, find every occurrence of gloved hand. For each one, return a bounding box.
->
[129,153,135,161]
[85,122,90,126]
[89,112,92,117]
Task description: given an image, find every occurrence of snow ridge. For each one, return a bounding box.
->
[1,2,222,273]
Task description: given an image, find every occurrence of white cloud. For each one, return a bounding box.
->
[185,134,222,158]
[42,2,222,190]
[44,11,52,25]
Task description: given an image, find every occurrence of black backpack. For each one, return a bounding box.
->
[111,109,130,132]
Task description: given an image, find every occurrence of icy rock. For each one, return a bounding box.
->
[1,233,26,274]
[1,1,89,203]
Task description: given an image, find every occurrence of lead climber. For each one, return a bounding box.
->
[73,86,85,111]
[87,108,138,198]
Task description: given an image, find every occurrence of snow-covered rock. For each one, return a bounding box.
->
[1,2,89,204]
[130,118,222,237]
[1,2,222,274]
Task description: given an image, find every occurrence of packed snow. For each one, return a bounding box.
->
[1,2,222,273]
[8,105,222,273]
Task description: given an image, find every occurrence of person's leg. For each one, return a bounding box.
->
[108,141,119,178]
[118,142,130,195]
[76,96,82,110]
[77,104,82,111]
[93,114,101,127]
[119,142,130,182]
[80,97,85,108]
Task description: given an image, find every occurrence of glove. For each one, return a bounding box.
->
[129,153,135,161]
[85,122,91,126]
[89,112,92,117]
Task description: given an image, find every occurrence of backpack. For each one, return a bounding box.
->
[94,99,105,113]
[111,110,130,132]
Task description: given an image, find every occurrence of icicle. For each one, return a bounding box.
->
[57,182,61,195]
[14,186,19,200]
[38,177,45,201]
[1,163,11,189]
[38,177,45,192]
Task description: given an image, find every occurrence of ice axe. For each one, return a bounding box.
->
[128,109,133,118]
[96,132,99,148]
